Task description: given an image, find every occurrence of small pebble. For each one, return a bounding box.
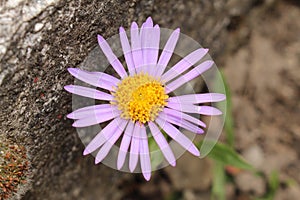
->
[235,171,266,196]
[34,23,44,32]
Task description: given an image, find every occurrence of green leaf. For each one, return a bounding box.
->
[198,141,254,170]
[269,171,279,191]
[256,171,279,200]
[211,161,226,200]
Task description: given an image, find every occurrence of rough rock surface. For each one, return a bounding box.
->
[0,0,260,199]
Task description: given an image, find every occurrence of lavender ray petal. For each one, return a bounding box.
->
[147,25,160,76]
[163,108,206,128]
[168,93,226,104]
[139,124,151,181]
[120,27,136,75]
[198,106,222,115]
[166,60,214,93]
[68,68,120,85]
[117,121,135,170]
[95,119,128,164]
[159,112,204,134]
[131,22,143,73]
[67,68,116,91]
[146,16,153,27]
[140,20,153,73]
[83,117,124,155]
[148,122,176,166]
[129,122,140,172]
[140,21,160,75]
[166,102,200,113]
[97,35,127,79]
[154,28,180,78]
[67,104,116,119]
[72,109,121,127]
[156,117,200,156]
[161,48,209,83]
[167,102,222,116]
[64,85,114,101]
[68,104,112,115]
[84,71,120,85]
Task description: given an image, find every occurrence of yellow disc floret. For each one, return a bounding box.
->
[111,73,168,123]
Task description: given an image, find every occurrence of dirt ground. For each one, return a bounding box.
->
[223,1,300,199]
[119,1,300,200]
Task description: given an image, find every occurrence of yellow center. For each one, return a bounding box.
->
[111,73,168,123]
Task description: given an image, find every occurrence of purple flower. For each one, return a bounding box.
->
[65,17,225,181]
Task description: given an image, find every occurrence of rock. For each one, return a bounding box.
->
[235,172,266,196]
[183,190,211,200]
[242,145,264,169]
[183,189,197,200]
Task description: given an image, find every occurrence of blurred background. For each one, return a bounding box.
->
[0,0,299,199]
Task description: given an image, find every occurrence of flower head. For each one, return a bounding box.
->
[64,17,225,181]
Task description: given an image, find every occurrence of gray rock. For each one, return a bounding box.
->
[242,145,264,169]
[235,172,266,196]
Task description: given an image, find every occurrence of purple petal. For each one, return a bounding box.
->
[140,21,152,73]
[97,35,127,79]
[159,112,204,134]
[139,124,151,181]
[120,27,136,75]
[68,104,110,115]
[117,121,134,170]
[198,106,222,115]
[148,122,176,166]
[67,104,116,119]
[167,102,222,115]
[154,28,180,78]
[85,71,120,85]
[162,48,209,83]
[72,109,121,127]
[166,60,214,93]
[141,17,153,31]
[149,25,160,76]
[68,68,120,85]
[95,119,128,164]
[167,102,199,113]
[83,117,125,155]
[129,122,141,172]
[163,108,206,128]
[67,68,117,91]
[156,117,200,156]
[141,23,160,75]
[131,22,143,73]
[168,93,226,104]
[64,85,114,101]
[146,16,154,26]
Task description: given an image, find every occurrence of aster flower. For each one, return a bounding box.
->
[64,17,225,181]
